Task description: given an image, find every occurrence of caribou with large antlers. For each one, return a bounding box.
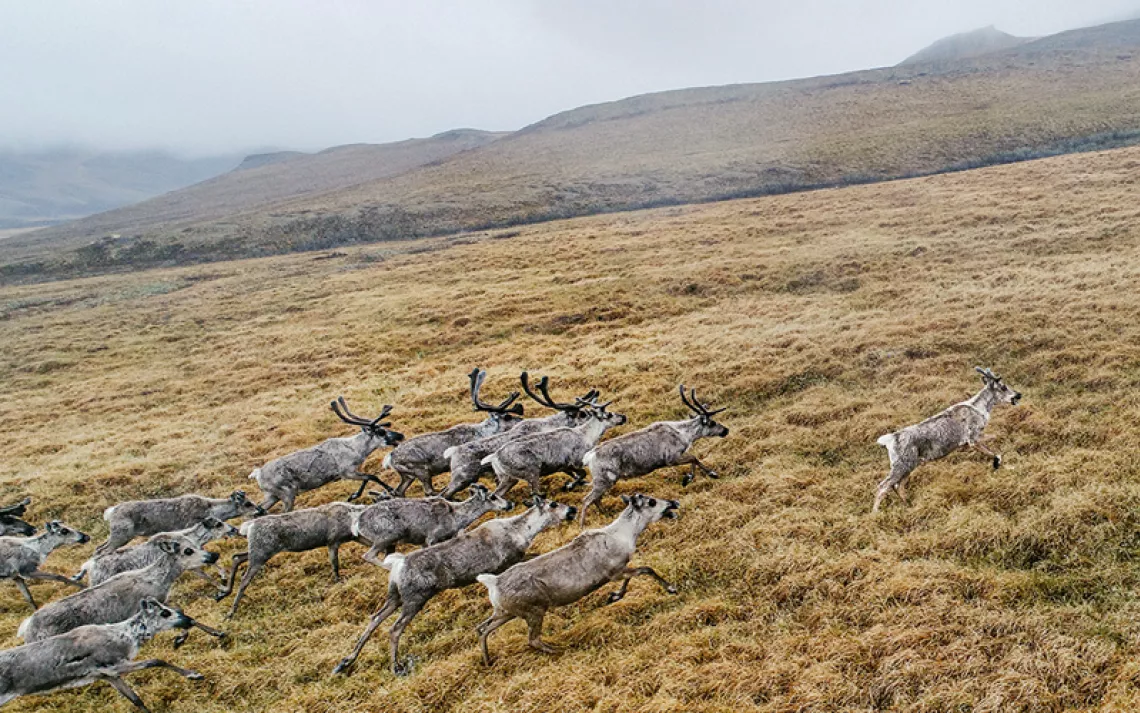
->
[249,398,405,513]
[381,369,525,497]
[438,373,598,500]
[483,396,627,498]
[872,366,1022,513]
[577,386,728,526]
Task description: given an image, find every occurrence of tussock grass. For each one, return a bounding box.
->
[3,146,1140,711]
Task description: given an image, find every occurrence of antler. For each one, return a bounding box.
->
[521,372,557,409]
[974,366,1001,381]
[331,397,393,427]
[680,384,727,417]
[470,368,523,414]
[0,497,30,518]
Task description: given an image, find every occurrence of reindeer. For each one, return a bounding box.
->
[76,517,240,587]
[19,539,226,646]
[332,496,577,676]
[476,493,678,665]
[0,599,206,712]
[578,386,728,525]
[382,368,524,497]
[482,398,627,498]
[0,498,34,537]
[438,373,598,500]
[353,484,514,566]
[0,521,90,610]
[250,398,405,513]
[96,490,263,555]
[872,366,1022,513]
[216,501,370,618]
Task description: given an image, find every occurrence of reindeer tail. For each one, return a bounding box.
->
[877,433,898,464]
[102,504,118,521]
[476,573,500,608]
[381,454,393,471]
[381,552,406,585]
[443,446,457,460]
[349,509,364,538]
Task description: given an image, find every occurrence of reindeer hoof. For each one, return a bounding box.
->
[681,473,694,487]
[172,635,188,650]
[666,585,678,595]
[993,455,1002,470]
[392,658,415,677]
[706,470,719,480]
[606,592,623,604]
[187,671,205,681]
[332,659,354,676]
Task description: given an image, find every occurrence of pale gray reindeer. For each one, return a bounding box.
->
[217,501,367,618]
[96,490,263,555]
[0,598,205,712]
[333,496,577,676]
[483,398,627,498]
[382,368,525,497]
[353,484,513,566]
[250,398,405,513]
[872,366,1023,513]
[0,521,89,609]
[477,493,679,665]
[0,498,35,537]
[76,517,240,587]
[19,539,225,647]
[438,373,598,500]
[578,386,729,525]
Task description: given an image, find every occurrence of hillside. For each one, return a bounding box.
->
[3,143,1140,712]
[899,26,1033,65]
[1,129,504,264]
[6,18,1140,281]
[0,147,242,229]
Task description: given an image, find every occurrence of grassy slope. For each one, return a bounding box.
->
[7,20,1140,279]
[3,145,1140,712]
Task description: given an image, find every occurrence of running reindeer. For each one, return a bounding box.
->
[382,369,524,497]
[484,396,627,498]
[872,366,1022,513]
[438,373,598,500]
[577,386,728,525]
[250,398,405,512]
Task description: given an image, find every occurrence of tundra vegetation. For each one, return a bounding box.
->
[2,146,1140,711]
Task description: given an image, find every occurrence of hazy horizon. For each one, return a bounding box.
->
[2,0,1138,157]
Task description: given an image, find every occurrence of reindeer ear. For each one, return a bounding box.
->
[157,540,180,554]
[202,517,221,527]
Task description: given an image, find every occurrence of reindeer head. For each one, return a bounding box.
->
[575,394,628,432]
[975,367,1022,406]
[331,397,405,445]
[135,598,193,634]
[466,483,514,513]
[527,494,578,525]
[469,368,525,431]
[157,537,220,568]
[521,372,598,425]
[229,490,266,517]
[620,493,680,523]
[200,517,241,540]
[680,385,729,438]
[45,520,90,545]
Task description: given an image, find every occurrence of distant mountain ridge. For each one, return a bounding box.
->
[6,18,1140,281]
[900,26,1034,65]
[0,148,244,229]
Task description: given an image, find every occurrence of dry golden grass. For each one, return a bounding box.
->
[3,145,1140,712]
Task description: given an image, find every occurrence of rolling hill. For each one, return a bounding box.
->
[898,26,1033,65]
[6,18,1140,280]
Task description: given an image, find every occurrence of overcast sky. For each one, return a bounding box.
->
[1,0,1137,156]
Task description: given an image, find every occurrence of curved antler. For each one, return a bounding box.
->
[470,368,524,414]
[680,384,726,417]
[974,366,1001,381]
[521,372,557,409]
[332,397,393,427]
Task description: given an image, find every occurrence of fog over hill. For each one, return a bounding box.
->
[899,26,1035,65]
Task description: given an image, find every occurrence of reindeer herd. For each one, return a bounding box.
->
[0,366,1021,710]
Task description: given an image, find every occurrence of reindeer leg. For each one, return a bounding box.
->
[973,439,1001,469]
[101,675,152,713]
[579,473,616,527]
[172,620,227,649]
[478,613,516,667]
[328,543,341,582]
[893,481,908,505]
[25,570,85,588]
[190,568,223,590]
[257,495,280,514]
[607,566,678,604]
[214,551,248,601]
[227,558,265,618]
[524,609,557,654]
[365,472,396,496]
[677,454,717,486]
[563,468,588,492]
[493,475,519,499]
[13,576,37,609]
[112,658,204,679]
[389,598,426,676]
[333,595,401,675]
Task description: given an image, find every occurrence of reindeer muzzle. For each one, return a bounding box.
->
[387,430,406,444]
[1011,393,1022,406]
[204,551,220,565]
[77,531,91,544]
[662,500,680,519]
[565,506,578,521]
